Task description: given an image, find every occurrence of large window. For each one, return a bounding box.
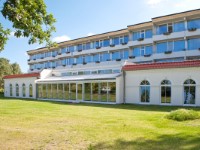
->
[133,29,152,41]
[174,40,185,52]
[112,51,120,60]
[16,84,19,97]
[184,79,196,105]
[161,80,171,103]
[140,80,150,103]
[108,82,116,102]
[22,83,26,97]
[92,83,100,101]
[187,18,200,29]
[58,84,63,99]
[10,84,12,96]
[133,46,152,57]
[101,52,110,61]
[188,38,200,50]
[173,21,185,32]
[29,84,33,97]
[84,83,91,101]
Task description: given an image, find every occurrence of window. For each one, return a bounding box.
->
[133,29,152,41]
[133,46,152,57]
[113,37,119,45]
[157,24,167,34]
[184,79,196,105]
[29,84,33,97]
[61,48,66,54]
[85,55,92,63]
[10,84,12,96]
[123,50,129,59]
[156,42,167,53]
[174,40,185,52]
[62,59,66,66]
[187,18,200,29]
[173,21,185,32]
[77,56,83,64]
[69,46,74,52]
[161,80,171,103]
[86,42,91,50]
[103,39,110,47]
[16,84,19,97]
[145,30,153,38]
[112,51,120,60]
[93,54,100,62]
[188,38,200,50]
[22,83,26,97]
[140,80,150,103]
[101,52,110,61]
[133,47,140,57]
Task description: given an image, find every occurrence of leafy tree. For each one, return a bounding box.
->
[0,58,22,90]
[11,63,22,74]
[0,0,56,52]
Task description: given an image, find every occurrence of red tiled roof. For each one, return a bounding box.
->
[3,72,40,79]
[122,60,200,71]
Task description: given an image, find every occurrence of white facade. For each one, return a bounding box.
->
[125,67,200,106]
[4,77,37,99]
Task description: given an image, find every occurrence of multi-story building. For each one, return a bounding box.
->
[4,9,200,106]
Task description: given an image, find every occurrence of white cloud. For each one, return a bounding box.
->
[87,33,95,36]
[52,35,71,43]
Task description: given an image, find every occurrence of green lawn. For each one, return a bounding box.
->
[0,95,200,150]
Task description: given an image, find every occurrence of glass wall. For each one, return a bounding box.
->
[52,84,57,99]
[47,84,51,99]
[108,82,116,102]
[38,84,42,98]
[100,82,108,102]
[173,21,185,32]
[42,84,47,99]
[16,84,19,97]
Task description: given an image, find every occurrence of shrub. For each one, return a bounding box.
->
[166,109,200,121]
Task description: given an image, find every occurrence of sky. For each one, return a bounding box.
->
[0,0,200,73]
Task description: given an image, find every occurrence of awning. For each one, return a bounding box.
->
[36,73,121,83]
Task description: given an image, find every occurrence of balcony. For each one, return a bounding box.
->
[163,32,171,35]
[129,38,153,47]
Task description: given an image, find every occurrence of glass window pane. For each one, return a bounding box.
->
[22,84,26,97]
[42,84,47,98]
[77,84,82,100]
[103,39,110,47]
[58,84,63,99]
[112,51,120,60]
[124,35,129,43]
[188,38,200,50]
[145,46,152,55]
[133,32,140,41]
[174,40,185,52]
[47,84,51,99]
[145,29,152,38]
[108,82,116,102]
[38,84,42,98]
[123,50,129,59]
[133,47,140,57]
[29,84,33,97]
[157,42,167,53]
[92,83,99,101]
[157,24,167,34]
[70,83,76,100]
[64,83,69,100]
[52,84,57,99]
[102,52,110,61]
[84,83,91,101]
[100,82,107,102]
[187,18,200,29]
[114,37,119,45]
[173,21,185,32]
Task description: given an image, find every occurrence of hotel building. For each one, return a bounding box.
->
[4,9,200,106]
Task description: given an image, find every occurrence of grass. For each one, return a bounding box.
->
[0,95,200,150]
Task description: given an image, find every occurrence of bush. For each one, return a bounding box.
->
[166,109,200,121]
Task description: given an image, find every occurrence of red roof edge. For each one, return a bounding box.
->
[122,60,200,71]
[3,72,40,79]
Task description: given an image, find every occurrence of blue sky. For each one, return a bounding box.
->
[0,0,200,72]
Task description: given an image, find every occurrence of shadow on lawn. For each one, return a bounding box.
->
[90,134,200,150]
[2,94,200,112]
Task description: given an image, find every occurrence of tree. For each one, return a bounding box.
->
[11,63,22,74]
[0,0,56,52]
[0,58,22,90]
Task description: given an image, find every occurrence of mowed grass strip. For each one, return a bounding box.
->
[0,97,200,150]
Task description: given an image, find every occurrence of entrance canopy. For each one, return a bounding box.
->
[36,73,121,83]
